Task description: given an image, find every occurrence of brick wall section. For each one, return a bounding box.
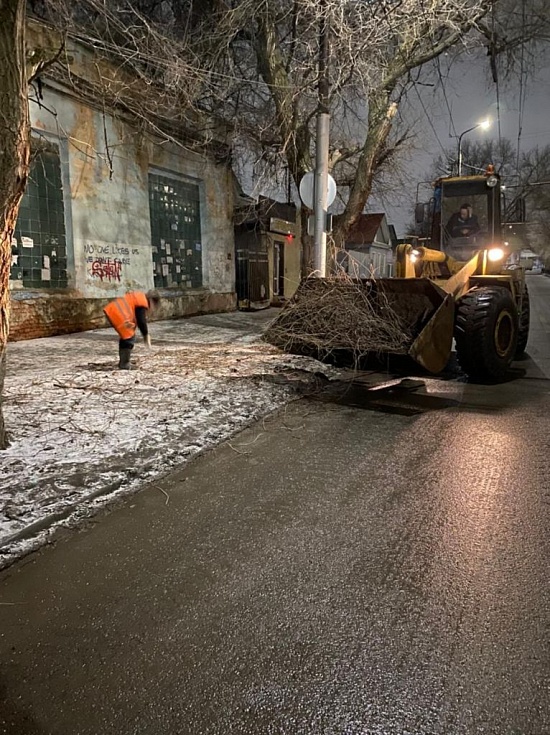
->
[8,290,237,342]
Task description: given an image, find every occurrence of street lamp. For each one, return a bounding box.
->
[457,119,491,176]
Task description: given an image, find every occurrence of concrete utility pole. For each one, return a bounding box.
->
[313,0,330,277]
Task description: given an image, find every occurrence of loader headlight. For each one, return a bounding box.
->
[410,249,421,263]
[488,247,505,262]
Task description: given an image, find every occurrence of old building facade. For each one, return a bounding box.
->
[234,198,300,310]
[10,24,236,340]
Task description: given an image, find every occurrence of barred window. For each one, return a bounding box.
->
[12,141,68,289]
[148,173,203,289]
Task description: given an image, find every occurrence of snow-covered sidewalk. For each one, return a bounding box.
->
[0,310,339,566]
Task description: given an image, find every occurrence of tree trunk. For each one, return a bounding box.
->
[332,89,397,249]
[299,206,314,277]
[0,0,30,449]
[255,11,314,278]
[291,135,312,279]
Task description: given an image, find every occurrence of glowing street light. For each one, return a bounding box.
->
[457,119,491,176]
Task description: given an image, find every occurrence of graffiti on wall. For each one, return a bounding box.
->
[85,242,141,282]
[90,258,123,282]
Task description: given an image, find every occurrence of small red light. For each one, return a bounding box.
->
[286,234,294,242]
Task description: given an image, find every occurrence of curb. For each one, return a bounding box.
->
[0,477,125,550]
[0,389,309,567]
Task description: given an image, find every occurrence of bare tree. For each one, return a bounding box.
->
[199,0,550,259]
[514,147,550,264]
[8,0,550,267]
[0,0,30,448]
[36,0,550,269]
[430,138,518,179]
[426,136,550,259]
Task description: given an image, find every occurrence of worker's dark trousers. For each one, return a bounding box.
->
[118,335,135,370]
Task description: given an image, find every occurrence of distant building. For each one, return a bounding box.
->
[519,250,543,271]
[339,213,395,277]
[234,197,300,309]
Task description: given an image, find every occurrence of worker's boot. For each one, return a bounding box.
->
[118,347,132,370]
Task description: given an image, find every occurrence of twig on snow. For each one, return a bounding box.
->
[231,433,264,448]
[227,443,250,455]
[153,485,170,505]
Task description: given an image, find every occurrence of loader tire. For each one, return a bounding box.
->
[455,286,518,380]
[515,283,530,356]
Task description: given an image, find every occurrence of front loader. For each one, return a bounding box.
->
[264,168,529,380]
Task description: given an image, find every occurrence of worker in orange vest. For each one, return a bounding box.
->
[103,290,161,369]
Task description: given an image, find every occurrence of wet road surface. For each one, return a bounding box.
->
[1,275,549,734]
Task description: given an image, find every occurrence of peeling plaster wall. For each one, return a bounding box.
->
[10,81,236,340]
[65,102,155,297]
[28,84,234,298]
[148,144,235,295]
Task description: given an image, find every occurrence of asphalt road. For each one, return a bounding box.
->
[1,275,549,735]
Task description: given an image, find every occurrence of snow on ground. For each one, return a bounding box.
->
[0,310,340,567]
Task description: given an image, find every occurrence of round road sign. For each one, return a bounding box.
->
[299,172,337,209]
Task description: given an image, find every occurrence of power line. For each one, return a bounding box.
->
[416,0,457,161]
[374,0,448,159]
[495,73,503,163]
[514,130,550,140]
[434,58,457,140]
[411,79,449,158]
[516,0,528,173]
[490,4,504,166]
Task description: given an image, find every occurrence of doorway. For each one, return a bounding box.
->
[273,240,285,299]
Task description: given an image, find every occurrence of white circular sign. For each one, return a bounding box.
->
[299,171,337,209]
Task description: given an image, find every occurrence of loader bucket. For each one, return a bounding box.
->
[263,277,455,374]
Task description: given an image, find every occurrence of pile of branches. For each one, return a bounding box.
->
[264,277,434,365]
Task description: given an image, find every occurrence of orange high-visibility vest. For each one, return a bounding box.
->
[103,291,149,340]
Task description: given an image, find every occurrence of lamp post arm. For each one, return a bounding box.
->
[457,124,480,176]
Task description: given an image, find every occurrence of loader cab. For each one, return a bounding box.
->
[431,172,502,260]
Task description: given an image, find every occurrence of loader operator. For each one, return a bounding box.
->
[104,290,161,370]
[446,203,480,239]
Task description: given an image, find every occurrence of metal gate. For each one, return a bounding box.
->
[273,240,285,298]
[148,172,202,289]
[235,232,270,310]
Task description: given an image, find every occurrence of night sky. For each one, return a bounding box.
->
[384,54,550,235]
